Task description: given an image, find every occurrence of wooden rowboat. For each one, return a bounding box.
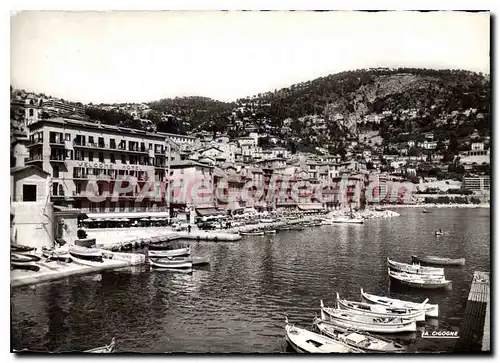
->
[387,257,444,276]
[11,261,40,272]
[388,269,451,289]
[320,301,417,333]
[42,247,72,262]
[148,247,190,258]
[11,253,41,263]
[360,288,438,318]
[285,318,363,353]
[336,292,425,322]
[313,318,406,353]
[264,229,277,234]
[240,231,265,236]
[69,246,103,262]
[11,244,36,253]
[84,337,116,353]
[411,255,465,266]
[148,257,193,269]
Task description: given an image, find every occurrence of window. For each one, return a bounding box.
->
[23,184,37,202]
[75,183,82,195]
[29,109,34,117]
[110,139,116,149]
[65,150,73,160]
[58,184,64,196]
[52,183,58,196]
[140,142,145,151]
[110,153,115,163]
[149,143,152,150]
[121,154,126,164]
[89,136,94,145]
[53,166,60,178]
[75,150,82,161]
[89,151,94,161]
[99,152,104,162]
[98,137,105,147]
[65,133,71,141]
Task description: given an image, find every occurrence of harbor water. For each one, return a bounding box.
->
[11,208,490,353]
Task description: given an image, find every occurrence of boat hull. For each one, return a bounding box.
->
[11,253,41,263]
[387,258,444,275]
[148,248,190,257]
[69,247,103,262]
[411,255,465,266]
[42,248,72,262]
[388,270,451,290]
[11,261,40,271]
[360,288,438,318]
[337,299,425,322]
[321,308,416,333]
[285,323,359,353]
[240,232,264,236]
[148,258,193,269]
[314,319,406,353]
[331,218,364,224]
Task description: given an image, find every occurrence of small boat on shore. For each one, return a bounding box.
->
[320,301,417,333]
[42,247,72,262]
[313,317,406,353]
[11,261,40,272]
[148,247,190,257]
[331,216,364,224]
[84,337,116,353]
[240,231,265,236]
[360,288,438,318]
[69,246,103,262]
[411,255,465,266]
[149,257,193,269]
[264,229,276,234]
[388,269,451,290]
[11,253,41,263]
[11,244,36,253]
[387,257,444,276]
[336,292,425,322]
[285,318,363,353]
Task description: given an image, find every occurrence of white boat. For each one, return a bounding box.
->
[84,337,116,353]
[320,301,417,333]
[285,318,363,353]
[336,292,425,322]
[148,257,193,269]
[434,231,445,236]
[69,246,103,262]
[240,231,265,236]
[148,247,191,258]
[260,218,275,223]
[387,257,444,276]
[388,269,452,290]
[313,318,406,353]
[264,229,277,234]
[360,288,439,318]
[330,216,364,224]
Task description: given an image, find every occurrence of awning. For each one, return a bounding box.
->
[298,204,324,211]
[86,212,170,219]
[196,208,219,217]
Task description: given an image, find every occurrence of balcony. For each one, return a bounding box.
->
[27,140,43,148]
[73,141,108,150]
[25,155,43,164]
[115,145,149,154]
[49,155,66,163]
[73,174,90,180]
[154,164,166,169]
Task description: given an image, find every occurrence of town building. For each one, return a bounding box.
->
[463,175,490,194]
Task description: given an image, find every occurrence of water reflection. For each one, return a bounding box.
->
[11,209,489,353]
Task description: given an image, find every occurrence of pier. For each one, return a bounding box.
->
[455,271,490,352]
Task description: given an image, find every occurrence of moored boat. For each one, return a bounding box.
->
[69,246,103,262]
[331,216,364,224]
[11,261,40,271]
[11,244,36,253]
[289,225,305,231]
[42,247,72,262]
[434,231,445,236]
[387,257,444,276]
[336,292,425,322]
[264,229,277,234]
[278,226,291,231]
[148,257,193,269]
[360,288,438,318]
[411,255,465,266]
[422,210,431,214]
[11,253,41,263]
[240,231,265,236]
[285,318,363,353]
[388,269,451,289]
[320,301,417,333]
[84,337,116,353]
[148,247,190,257]
[313,318,406,353]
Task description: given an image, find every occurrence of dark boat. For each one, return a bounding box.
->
[422,210,431,214]
[74,238,97,248]
[11,244,36,253]
[11,261,40,272]
[69,246,103,262]
[11,253,41,263]
[411,255,465,266]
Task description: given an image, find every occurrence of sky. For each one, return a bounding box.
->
[10,11,490,104]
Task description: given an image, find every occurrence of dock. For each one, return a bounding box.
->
[455,271,490,352]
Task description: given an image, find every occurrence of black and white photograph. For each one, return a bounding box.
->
[9,9,491,354]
